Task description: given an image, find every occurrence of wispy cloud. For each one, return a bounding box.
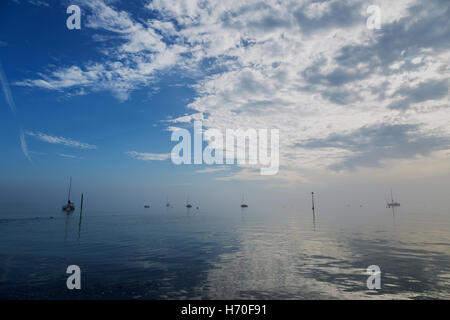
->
[28,0,50,7]
[15,0,183,100]
[25,131,97,149]
[59,153,83,159]
[0,59,16,115]
[195,166,229,174]
[127,151,170,161]
[1,59,32,163]
[19,129,33,164]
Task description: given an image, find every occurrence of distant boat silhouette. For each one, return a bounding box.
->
[186,194,192,208]
[386,189,400,208]
[62,177,75,213]
[166,196,170,208]
[144,205,151,208]
[241,194,248,208]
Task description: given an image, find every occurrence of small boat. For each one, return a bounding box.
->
[186,194,192,208]
[62,177,75,213]
[386,189,400,208]
[144,205,151,208]
[240,194,248,208]
[166,197,170,208]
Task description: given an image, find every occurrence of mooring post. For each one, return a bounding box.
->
[78,193,84,239]
[80,194,84,218]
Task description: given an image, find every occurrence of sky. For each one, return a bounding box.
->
[0,0,449,216]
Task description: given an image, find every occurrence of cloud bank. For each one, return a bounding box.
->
[16,0,450,179]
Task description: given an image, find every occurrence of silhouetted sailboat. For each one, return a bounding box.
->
[166,196,170,208]
[186,194,192,208]
[62,177,75,213]
[240,194,248,208]
[386,189,400,208]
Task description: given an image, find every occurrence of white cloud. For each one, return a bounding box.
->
[19,129,33,164]
[15,0,450,181]
[15,0,186,100]
[127,151,170,161]
[195,166,229,174]
[28,0,50,7]
[25,131,97,149]
[0,59,16,114]
[59,153,83,159]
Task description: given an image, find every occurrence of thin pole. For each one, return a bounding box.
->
[68,177,72,202]
[78,193,84,240]
[80,193,84,216]
[311,192,316,231]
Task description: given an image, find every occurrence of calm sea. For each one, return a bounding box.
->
[1,208,450,299]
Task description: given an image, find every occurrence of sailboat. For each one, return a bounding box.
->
[240,194,248,208]
[186,194,192,208]
[386,189,400,208]
[166,196,170,208]
[62,177,75,213]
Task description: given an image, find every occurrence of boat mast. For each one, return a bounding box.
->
[390,188,394,203]
[68,177,72,202]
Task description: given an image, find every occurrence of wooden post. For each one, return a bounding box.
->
[78,193,84,239]
[80,194,84,218]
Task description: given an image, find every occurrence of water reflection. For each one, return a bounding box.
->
[0,210,450,299]
[64,213,70,241]
[312,211,316,231]
[203,213,450,299]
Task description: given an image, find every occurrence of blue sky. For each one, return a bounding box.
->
[1,0,450,215]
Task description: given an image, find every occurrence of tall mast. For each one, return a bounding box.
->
[68,177,72,202]
[311,192,315,213]
[390,188,394,203]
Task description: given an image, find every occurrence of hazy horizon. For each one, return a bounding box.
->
[1,0,450,221]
